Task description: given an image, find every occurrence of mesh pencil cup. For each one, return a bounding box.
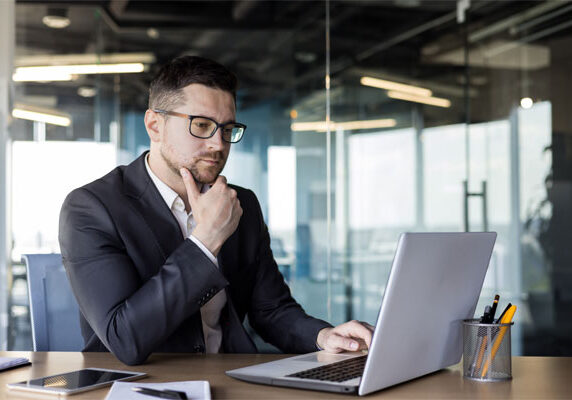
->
[462,319,513,381]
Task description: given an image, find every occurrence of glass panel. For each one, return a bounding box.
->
[329,1,572,357]
[464,3,571,356]
[348,128,416,322]
[329,1,465,329]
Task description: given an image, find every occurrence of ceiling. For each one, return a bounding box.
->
[13,0,572,134]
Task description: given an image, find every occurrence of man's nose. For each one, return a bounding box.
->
[206,126,225,150]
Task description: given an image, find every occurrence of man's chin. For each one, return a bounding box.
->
[191,170,220,185]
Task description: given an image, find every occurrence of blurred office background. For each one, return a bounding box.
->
[0,0,571,356]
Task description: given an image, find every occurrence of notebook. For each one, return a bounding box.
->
[227,232,496,396]
[105,380,211,400]
[0,357,30,372]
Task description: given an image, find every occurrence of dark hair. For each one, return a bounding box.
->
[148,56,237,110]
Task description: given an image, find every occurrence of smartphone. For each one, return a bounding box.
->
[7,367,146,395]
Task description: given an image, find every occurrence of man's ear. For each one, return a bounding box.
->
[144,109,162,143]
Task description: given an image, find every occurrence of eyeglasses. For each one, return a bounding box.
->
[153,109,246,143]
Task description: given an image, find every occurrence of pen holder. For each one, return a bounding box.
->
[462,319,513,381]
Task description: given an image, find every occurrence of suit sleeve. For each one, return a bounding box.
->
[59,187,229,365]
[244,190,333,353]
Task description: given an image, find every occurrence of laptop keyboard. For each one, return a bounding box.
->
[286,355,367,383]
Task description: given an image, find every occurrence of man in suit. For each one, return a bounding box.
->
[59,56,373,365]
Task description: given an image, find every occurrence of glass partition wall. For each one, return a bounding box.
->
[322,0,572,356]
[5,1,572,356]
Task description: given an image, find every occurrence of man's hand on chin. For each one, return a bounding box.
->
[316,320,375,353]
[180,168,242,257]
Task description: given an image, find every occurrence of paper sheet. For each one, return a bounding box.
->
[105,380,211,400]
[0,357,30,371]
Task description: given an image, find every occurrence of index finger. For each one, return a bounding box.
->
[338,321,374,347]
[180,168,200,202]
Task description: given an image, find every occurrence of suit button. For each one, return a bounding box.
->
[194,345,204,352]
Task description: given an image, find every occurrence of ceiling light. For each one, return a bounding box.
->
[387,91,451,108]
[147,28,160,39]
[291,118,396,132]
[12,106,71,127]
[12,70,74,82]
[291,121,328,132]
[361,76,432,97]
[335,119,397,131]
[42,8,70,29]
[520,97,533,109]
[16,63,145,75]
[78,87,97,98]
[294,52,317,63]
[13,63,145,82]
[15,53,155,67]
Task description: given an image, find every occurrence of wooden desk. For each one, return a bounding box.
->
[0,352,570,399]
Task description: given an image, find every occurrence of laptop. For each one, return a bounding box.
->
[226,232,496,396]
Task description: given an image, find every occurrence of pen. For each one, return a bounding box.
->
[487,295,500,322]
[132,387,188,400]
[495,303,512,324]
[480,305,517,378]
[481,305,491,323]
[468,305,492,375]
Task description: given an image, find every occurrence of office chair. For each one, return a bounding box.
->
[23,254,84,351]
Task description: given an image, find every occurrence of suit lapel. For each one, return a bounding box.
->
[123,152,184,260]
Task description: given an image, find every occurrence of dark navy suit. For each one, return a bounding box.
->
[59,152,330,365]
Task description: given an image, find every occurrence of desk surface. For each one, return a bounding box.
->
[0,352,570,399]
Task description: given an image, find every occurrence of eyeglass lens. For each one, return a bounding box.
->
[190,117,243,143]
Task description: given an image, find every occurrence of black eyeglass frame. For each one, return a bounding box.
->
[152,109,246,143]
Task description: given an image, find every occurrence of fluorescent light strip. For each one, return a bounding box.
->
[16,63,145,75]
[291,121,328,132]
[291,118,396,132]
[12,108,71,126]
[13,71,74,82]
[360,76,432,97]
[16,52,155,67]
[387,91,451,108]
[13,63,145,82]
[335,119,396,131]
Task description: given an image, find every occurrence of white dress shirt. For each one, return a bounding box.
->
[145,155,226,353]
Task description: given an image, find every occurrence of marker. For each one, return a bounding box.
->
[480,305,492,323]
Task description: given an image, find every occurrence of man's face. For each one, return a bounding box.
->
[159,84,234,184]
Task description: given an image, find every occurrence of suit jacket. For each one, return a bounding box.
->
[59,152,331,365]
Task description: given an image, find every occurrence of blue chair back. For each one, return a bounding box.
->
[23,254,84,351]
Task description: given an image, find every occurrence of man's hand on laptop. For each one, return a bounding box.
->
[316,320,374,353]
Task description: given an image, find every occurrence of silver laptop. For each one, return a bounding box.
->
[226,232,496,396]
